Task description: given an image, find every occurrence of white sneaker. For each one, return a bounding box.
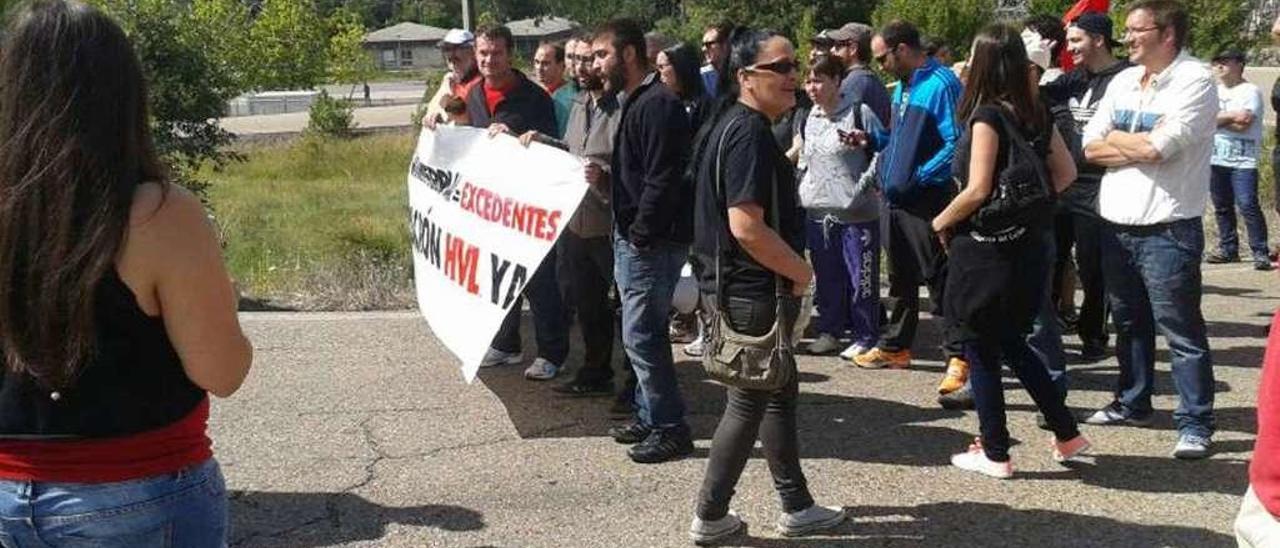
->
[1172,434,1212,460]
[479,347,522,368]
[777,504,846,537]
[683,334,705,357]
[950,439,1013,479]
[523,358,560,381]
[689,510,744,545]
[839,343,870,360]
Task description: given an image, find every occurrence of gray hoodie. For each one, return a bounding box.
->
[797,99,884,223]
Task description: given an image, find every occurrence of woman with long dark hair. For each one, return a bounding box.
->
[657,42,708,130]
[0,1,252,543]
[929,23,1087,479]
[688,28,844,544]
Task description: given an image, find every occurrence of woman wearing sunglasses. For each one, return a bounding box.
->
[930,23,1088,479]
[688,28,845,544]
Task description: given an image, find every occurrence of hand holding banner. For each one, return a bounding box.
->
[407,126,589,381]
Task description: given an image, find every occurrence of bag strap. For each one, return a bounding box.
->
[712,114,747,314]
[993,107,1052,195]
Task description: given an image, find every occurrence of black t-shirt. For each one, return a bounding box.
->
[693,103,804,299]
[952,103,1052,233]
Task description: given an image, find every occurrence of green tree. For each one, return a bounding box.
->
[249,0,329,90]
[92,0,248,198]
[327,7,376,94]
[872,0,993,58]
[1111,0,1257,57]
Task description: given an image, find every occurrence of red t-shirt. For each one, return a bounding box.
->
[1252,309,1280,515]
[483,80,512,117]
[451,73,481,102]
[0,397,212,483]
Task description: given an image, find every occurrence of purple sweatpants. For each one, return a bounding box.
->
[805,217,880,346]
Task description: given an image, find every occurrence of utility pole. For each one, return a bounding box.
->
[462,0,477,31]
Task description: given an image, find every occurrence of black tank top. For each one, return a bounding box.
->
[0,270,206,439]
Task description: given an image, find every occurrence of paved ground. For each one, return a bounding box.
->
[218,262,1274,547]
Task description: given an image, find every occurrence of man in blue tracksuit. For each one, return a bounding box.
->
[853,21,967,394]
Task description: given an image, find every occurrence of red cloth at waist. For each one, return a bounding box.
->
[1252,309,1280,516]
[0,397,212,483]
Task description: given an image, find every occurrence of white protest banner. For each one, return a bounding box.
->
[407,126,588,382]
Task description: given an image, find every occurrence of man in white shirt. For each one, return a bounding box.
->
[1206,49,1270,271]
[1080,0,1217,460]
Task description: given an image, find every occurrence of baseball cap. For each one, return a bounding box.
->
[442,29,475,47]
[1069,12,1120,49]
[811,30,834,47]
[825,22,872,43]
[1212,49,1247,64]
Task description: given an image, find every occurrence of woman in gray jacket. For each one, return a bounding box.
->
[797,55,884,358]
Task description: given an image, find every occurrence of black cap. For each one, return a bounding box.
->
[1070,12,1120,49]
[1212,50,1247,64]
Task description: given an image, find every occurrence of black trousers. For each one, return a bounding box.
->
[880,198,962,357]
[697,296,813,520]
[562,231,617,385]
[1053,210,1109,348]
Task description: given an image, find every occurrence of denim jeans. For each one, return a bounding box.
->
[491,248,569,365]
[697,296,812,520]
[805,217,880,347]
[1101,218,1215,437]
[1028,226,1067,399]
[614,232,688,431]
[1209,165,1269,261]
[0,459,227,548]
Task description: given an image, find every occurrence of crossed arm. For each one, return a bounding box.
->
[1083,130,1162,167]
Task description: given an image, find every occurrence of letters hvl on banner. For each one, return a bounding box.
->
[407,127,588,381]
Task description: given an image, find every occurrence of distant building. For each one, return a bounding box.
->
[364,22,450,71]
[505,16,579,61]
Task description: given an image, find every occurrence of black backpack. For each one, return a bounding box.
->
[969,107,1053,234]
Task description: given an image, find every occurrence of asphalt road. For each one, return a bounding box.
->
[216,262,1273,547]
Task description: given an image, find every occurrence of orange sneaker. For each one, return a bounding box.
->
[1052,434,1091,463]
[852,347,911,369]
[937,357,970,394]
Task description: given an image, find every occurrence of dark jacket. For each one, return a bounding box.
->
[465,70,557,137]
[612,72,694,248]
[1043,60,1131,217]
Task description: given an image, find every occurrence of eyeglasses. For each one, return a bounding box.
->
[746,59,797,75]
[874,44,897,65]
[1122,25,1162,37]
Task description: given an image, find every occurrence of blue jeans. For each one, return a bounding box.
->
[0,459,227,547]
[1209,165,1269,261]
[805,217,880,347]
[1101,218,1215,438]
[614,233,688,432]
[1028,227,1067,399]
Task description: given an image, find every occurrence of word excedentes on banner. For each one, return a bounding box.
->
[409,206,528,307]
[412,157,561,242]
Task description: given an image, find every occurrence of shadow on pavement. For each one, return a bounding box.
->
[229,491,483,547]
[1203,283,1280,300]
[720,501,1233,547]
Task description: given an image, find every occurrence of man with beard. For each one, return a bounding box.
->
[424,29,482,125]
[593,18,694,464]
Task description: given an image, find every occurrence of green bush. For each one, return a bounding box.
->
[307,90,355,137]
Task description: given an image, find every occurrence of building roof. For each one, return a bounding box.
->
[364,22,450,44]
[504,16,578,37]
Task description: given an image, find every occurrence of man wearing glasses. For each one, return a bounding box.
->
[1081,0,1217,460]
[700,22,732,99]
[852,21,966,392]
[424,29,482,125]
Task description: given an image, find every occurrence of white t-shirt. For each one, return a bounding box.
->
[1081,53,1218,226]
[1213,81,1264,169]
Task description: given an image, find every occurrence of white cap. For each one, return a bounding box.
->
[442,29,475,47]
[1021,28,1051,71]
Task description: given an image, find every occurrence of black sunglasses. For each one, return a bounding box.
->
[746,59,798,75]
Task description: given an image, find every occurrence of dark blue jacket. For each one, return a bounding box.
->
[612,72,694,247]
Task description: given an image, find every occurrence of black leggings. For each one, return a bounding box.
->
[696,296,813,520]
